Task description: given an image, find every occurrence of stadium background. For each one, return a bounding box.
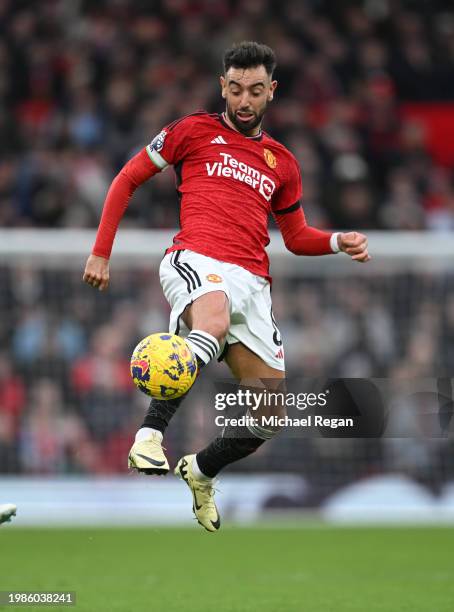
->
[0,0,453,525]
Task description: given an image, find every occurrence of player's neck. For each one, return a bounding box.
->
[222,112,262,138]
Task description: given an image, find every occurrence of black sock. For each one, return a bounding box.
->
[140,355,205,434]
[141,396,184,434]
[196,430,265,478]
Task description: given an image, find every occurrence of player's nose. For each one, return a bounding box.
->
[239,92,252,108]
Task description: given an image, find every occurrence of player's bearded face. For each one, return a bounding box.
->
[221,66,277,136]
[226,98,266,133]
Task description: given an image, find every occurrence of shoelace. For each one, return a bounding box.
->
[149,439,167,453]
[193,480,220,511]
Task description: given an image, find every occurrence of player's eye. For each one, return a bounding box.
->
[230,90,241,96]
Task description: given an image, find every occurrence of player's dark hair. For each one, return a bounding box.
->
[223,41,276,77]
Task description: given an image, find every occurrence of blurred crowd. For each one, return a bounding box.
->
[0,0,454,230]
[0,261,452,497]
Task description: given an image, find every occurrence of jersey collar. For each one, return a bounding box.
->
[219,113,263,141]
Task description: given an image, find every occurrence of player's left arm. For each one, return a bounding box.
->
[336,230,371,262]
[274,206,371,262]
[272,156,370,262]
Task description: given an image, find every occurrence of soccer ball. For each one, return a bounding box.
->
[130,333,198,400]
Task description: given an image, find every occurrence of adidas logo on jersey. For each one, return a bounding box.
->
[211,135,227,144]
[275,348,284,359]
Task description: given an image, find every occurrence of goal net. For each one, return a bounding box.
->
[0,229,452,509]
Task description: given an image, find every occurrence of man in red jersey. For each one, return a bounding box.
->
[83,42,370,532]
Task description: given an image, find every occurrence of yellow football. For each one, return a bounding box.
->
[130,333,198,400]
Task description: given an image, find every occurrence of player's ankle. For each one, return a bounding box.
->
[135,427,163,442]
[192,455,215,481]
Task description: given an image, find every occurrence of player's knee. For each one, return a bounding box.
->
[196,314,229,343]
[187,291,230,342]
[263,380,287,424]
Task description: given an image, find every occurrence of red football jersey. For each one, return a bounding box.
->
[146,111,302,279]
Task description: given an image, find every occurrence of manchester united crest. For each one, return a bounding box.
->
[264,148,277,169]
[206,274,223,283]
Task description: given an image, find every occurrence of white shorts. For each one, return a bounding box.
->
[159,249,285,370]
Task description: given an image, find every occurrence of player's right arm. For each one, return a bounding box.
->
[83,148,160,290]
[83,254,110,291]
[83,117,195,290]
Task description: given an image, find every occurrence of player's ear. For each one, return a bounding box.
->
[268,80,277,101]
[220,75,226,99]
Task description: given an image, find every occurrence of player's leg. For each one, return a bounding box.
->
[195,342,285,474]
[175,266,285,531]
[136,289,228,434]
[0,503,17,525]
[128,254,230,475]
[175,344,285,531]
[176,345,284,531]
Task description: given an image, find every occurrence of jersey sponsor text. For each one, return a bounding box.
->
[206,152,276,201]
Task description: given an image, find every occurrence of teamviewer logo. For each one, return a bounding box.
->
[259,174,276,202]
[206,153,276,202]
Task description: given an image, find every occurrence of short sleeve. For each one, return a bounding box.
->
[145,115,195,171]
[271,155,303,214]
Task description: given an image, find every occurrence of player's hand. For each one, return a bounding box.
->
[338,232,371,263]
[83,254,110,290]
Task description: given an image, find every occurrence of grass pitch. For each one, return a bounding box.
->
[2,525,454,611]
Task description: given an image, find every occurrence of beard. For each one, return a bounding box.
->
[226,102,267,134]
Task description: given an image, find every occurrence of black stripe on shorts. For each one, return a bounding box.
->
[170,251,192,293]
